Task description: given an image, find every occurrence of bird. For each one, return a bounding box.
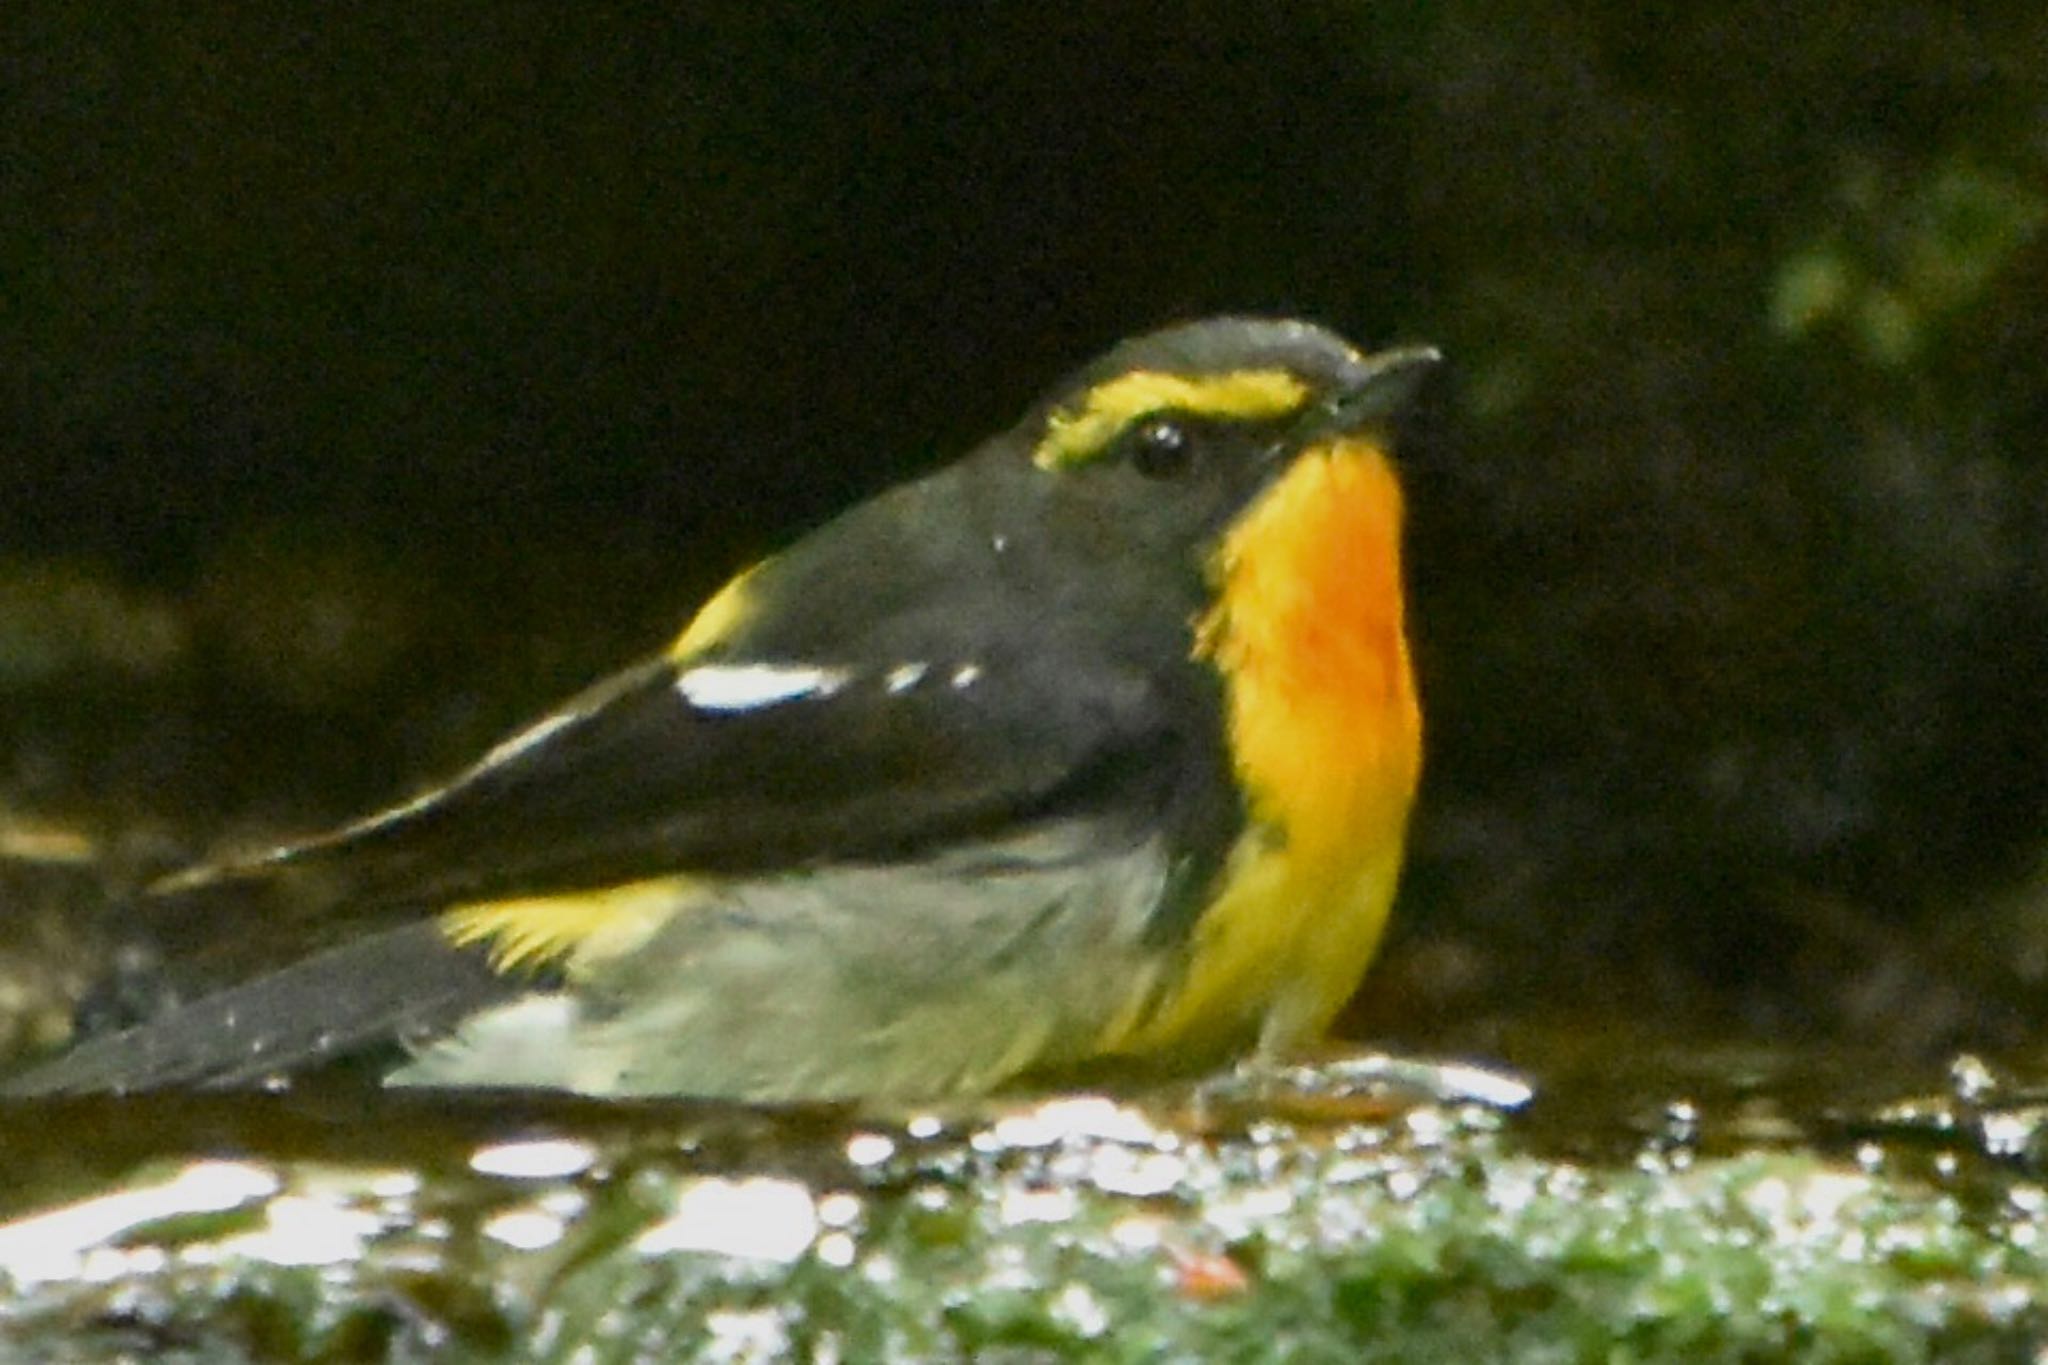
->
[6,316,1435,1102]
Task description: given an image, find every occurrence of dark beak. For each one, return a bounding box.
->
[1308,344,1443,440]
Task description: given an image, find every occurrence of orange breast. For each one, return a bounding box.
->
[1202,437,1421,860]
[1108,436,1421,1059]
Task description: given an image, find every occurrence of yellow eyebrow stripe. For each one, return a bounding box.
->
[1033,368,1311,469]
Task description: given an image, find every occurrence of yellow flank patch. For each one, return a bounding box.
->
[1033,368,1310,469]
[668,560,768,661]
[1107,437,1422,1058]
[442,875,700,974]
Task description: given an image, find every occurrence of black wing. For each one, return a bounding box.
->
[157,649,1178,930]
[2,650,1186,1095]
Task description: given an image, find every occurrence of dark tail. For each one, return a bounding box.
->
[3,922,515,1096]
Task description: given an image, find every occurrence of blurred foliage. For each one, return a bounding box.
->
[1770,160,2046,367]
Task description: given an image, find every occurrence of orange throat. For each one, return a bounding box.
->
[1112,435,1420,1058]
[1200,436,1421,859]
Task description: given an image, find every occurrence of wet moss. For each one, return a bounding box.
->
[2,1055,2047,1361]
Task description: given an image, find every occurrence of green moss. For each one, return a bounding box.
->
[2,1059,2046,1361]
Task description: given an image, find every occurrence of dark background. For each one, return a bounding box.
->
[3,1,2045,1055]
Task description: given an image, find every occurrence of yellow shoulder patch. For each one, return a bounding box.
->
[1033,369,1311,469]
[442,875,701,974]
[668,560,769,661]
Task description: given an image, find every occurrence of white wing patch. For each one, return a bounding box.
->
[676,663,853,712]
[885,663,929,693]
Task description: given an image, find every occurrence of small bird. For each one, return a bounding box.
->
[9,317,1434,1102]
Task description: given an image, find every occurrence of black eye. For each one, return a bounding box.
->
[1127,417,1193,479]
